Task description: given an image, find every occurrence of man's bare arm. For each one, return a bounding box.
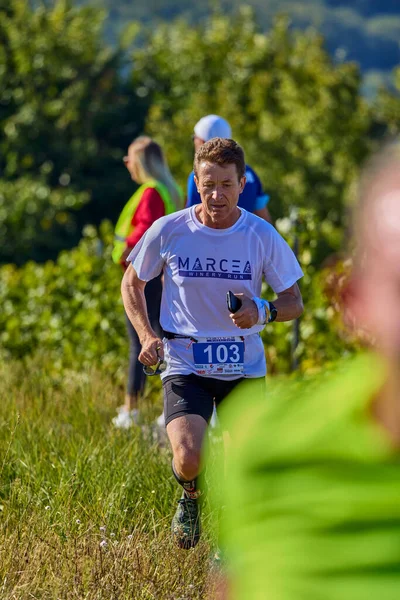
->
[121,264,163,365]
[274,282,303,321]
[254,206,273,224]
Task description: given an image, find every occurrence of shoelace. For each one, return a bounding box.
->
[178,498,198,522]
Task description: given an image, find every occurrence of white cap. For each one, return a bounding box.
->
[193,115,232,142]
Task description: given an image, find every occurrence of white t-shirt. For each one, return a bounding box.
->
[128,206,303,379]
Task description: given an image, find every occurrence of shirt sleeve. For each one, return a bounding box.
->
[186,171,201,207]
[262,224,303,293]
[127,218,166,282]
[251,167,270,210]
[125,187,165,248]
[254,193,270,210]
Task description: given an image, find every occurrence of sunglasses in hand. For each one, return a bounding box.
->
[142,347,167,376]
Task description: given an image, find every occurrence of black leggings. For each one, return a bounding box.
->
[125,274,162,396]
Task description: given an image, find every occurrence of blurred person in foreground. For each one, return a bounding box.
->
[121,138,303,549]
[210,141,400,600]
[187,115,273,224]
[112,136,182,429]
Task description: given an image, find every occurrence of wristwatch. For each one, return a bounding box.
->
[267,301,278,323]
[253,297,278,325]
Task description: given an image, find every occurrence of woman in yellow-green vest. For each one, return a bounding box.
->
[112,136,182,429]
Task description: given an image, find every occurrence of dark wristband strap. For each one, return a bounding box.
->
[268,301,278,323]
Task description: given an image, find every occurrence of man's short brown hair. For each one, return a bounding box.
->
[193,138,246,180]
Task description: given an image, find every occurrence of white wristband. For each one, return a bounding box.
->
[252,297,270,325]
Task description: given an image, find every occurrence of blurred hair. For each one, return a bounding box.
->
[356,139,400,223]
[354,138,400,262]
[193,137,246,180]
[129,136,181,208]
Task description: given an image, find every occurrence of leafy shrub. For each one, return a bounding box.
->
[0,221,127,374]
[133,9,371,237]
[0,216,359,376]
[0,177,89,264]
[263,208,359,373]
[0,0,147,263]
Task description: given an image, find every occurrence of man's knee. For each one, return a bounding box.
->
[174,445,201,481]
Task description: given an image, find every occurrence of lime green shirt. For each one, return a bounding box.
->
[215,354,400,600]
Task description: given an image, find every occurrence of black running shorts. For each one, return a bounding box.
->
[163,374,265,427]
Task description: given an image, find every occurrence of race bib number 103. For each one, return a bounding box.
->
[192,337,244,375]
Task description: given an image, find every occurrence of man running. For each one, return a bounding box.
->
[122,138,303,549]
[187,115,273,223]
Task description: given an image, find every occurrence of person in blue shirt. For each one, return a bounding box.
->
[186,115,273,223]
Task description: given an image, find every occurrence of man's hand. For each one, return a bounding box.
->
[139,335,164,366]
[229,294,258,329]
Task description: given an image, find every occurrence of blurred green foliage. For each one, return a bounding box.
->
[0,222,127,373]
[1,2,400,371]
[0,177,88,264]
[133,9,371,242]
[374,67,400,134]
[262,210,358,374]
[0,0,146,263]
[79,0,400,94]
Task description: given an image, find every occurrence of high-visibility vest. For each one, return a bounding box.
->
[112,180,177,264]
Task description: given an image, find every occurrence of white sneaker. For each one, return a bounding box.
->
[112,406,140,429]
[155,412,165,428]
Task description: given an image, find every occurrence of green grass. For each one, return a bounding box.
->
[0,359,220,599]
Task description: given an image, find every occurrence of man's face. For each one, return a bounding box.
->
[194,162,245,229]
[347,181,400,363]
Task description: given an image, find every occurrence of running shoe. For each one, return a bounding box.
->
[171,492,201,549]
